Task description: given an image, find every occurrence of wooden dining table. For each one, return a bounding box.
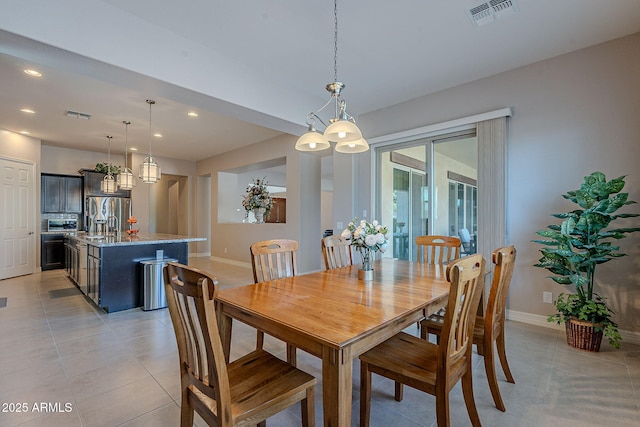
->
[215,258,450,427]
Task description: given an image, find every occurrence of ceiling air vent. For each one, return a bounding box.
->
[64,110,92,120]
[467,0,519,27]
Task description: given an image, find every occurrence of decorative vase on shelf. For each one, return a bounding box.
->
[254,207,266,224]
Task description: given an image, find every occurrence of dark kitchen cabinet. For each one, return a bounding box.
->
[41,234,65,270]
[41,174,83,213]
[80,169,130,197]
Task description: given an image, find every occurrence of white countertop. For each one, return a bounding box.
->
[65,232,206,247]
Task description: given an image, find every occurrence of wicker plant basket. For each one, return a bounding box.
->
[565,318,603,352]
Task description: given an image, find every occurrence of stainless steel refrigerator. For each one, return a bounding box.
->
[85,196,131,235]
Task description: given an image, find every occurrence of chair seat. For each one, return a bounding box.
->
[359,332,467,393]
[189,349,316,426]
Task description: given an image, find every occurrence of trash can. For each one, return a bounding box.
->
[140,258,178,311]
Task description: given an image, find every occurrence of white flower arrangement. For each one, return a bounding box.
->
[341,218,389,270]
[241,177,273,217]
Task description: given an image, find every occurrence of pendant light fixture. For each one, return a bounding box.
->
[101,136,117,193]
[117,120,135,190]
[139,99,161,183]
[295,0,368,154]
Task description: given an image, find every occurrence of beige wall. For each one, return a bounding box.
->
[355,33,640,335]
[197,133,323,273]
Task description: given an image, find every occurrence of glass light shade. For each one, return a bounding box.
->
[101,174,117,193]
[139,157,161,183]
[295,129,330,151]
[335,137,369,154]
[117,169,135,190]
[324,119,362,143]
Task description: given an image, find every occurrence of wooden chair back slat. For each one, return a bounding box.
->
[441,254,486,367]
[322,236,353,270]
[250,239,298,283]
[415,235,461,265]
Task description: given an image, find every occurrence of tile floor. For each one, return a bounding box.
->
[0,257,639,427]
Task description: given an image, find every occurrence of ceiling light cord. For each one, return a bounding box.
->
[333,0,338,84]
[147,100,154,158]
[123,121,130,170]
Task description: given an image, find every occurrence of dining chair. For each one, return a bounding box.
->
[414,235,462,331]
[321,235,353,270]
[163,262,316,427]
[421,245,517,412]
[359,253,485,427]
[250,239,299,364]
[415,235,462,264]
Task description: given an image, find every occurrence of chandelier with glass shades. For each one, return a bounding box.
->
[117,120,136,190]
[100,135,117,193]
[295,0,369,154]
[139,99,161,183]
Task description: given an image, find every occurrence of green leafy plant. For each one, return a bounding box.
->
[94,162,121,175]
[533,172,639,348]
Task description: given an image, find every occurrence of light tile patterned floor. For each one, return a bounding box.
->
[0,257,639,426]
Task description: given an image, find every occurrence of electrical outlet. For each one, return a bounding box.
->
[224,248,227,254]
[543,291,553,304]
[337,221,343,230]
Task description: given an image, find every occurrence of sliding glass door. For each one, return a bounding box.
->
[377,131,477,259]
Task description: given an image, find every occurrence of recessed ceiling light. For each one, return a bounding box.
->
[153,133,163,138]
[187,111,198,117]
[129,147,138,151]
[20,108,35,114]
[20,131,30,135]
[23,69,42,77]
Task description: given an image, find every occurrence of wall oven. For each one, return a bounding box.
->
[47,218,78,232]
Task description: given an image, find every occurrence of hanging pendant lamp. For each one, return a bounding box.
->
[295,0,368,154]
[118,120,135,190]
[139,99,161,183]
[100,135,117,193]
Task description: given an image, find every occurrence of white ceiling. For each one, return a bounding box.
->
[1,0,639,161]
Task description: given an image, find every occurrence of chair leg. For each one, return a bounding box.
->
[461,369,482,427]
[435,381,451,427]
[394,382,404,402]
[359,361,372,427]
[287,343,298,367]
[256,330,264,350]
[180,390,194,427]
[496,331,515,384]
[483,339,506,412]
[301,386,315,427]
[420,324,428,340]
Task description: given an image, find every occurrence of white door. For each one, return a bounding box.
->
[0,157,36,280]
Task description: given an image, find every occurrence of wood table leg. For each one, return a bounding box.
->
[217,307,233,363]
[322,346,352,427]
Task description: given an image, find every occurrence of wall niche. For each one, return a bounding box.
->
[218,157,287,224]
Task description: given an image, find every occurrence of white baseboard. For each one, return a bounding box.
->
[189,251,211,258]
[209,256,252,269]
[507,309,640,346]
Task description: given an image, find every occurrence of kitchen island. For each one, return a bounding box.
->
[65,232,205,312]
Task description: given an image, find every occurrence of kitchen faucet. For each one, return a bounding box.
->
[106,215,120,237]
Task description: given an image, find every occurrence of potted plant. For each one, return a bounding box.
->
[533,171,639,350]
[94,162,122,175]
